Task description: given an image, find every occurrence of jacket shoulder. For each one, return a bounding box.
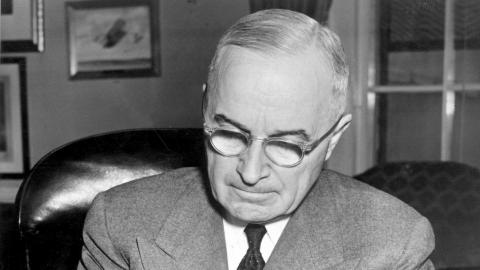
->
[103,166,205,206]
[87,167,207,246]
[321,170,434,265]
[323,169,424,221]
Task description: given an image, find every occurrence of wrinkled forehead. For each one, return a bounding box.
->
[212,47,334,106]
[206,46,336,132]
[219,46,331,86]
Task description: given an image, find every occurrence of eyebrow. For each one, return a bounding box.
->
[271,129,310,141]
[214,114,249,133]
[213,114,311,141]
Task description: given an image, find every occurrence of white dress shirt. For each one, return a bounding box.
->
[223,217,290,270]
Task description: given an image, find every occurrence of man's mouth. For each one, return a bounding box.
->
[232,186,274,201]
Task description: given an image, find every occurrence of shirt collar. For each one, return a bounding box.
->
[222,215,290,244]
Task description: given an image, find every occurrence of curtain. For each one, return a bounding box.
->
[249,0,333,23]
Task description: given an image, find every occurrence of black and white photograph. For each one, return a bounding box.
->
[0,1,479,270]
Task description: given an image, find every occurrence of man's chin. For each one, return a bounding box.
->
[224,203,278,224]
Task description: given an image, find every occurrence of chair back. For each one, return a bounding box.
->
[355,161,480,269]
[15,128,204,270]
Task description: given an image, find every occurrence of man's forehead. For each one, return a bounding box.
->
[206,46,336,133]
[217,46,333,91]
[217,45,332,73]
[214,46,333,106]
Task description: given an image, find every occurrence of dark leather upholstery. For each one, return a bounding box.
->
[355,161,480,270]
[17,131,480,270]
[15,128,204,270]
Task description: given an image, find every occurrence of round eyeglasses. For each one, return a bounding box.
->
[203,117,342,167]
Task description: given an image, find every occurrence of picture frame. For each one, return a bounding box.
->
[66,0,161,79]
[1,0,45,52]
[0,58,29,179]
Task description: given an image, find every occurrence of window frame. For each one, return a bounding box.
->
[355,0,480,173]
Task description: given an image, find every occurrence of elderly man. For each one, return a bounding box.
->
[78,9,434,270]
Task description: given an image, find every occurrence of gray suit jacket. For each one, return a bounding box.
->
[78,167,435,270]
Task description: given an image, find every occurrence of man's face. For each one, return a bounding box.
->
[205,46,337,223]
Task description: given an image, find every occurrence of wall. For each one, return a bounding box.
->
[23,0,249,165]
[327,0,357,175]
[1,0,360,202]
[23,0,358,173]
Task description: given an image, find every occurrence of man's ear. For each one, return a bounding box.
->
[325,114,352,161]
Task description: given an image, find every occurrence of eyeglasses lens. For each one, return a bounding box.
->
[264,140,302,166]
[210,130,303,166]
[210,129,248,156]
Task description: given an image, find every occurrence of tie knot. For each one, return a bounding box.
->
[244,224,267,250]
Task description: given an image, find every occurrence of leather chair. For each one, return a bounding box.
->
[15,128,204,270]
[355,161,480,270]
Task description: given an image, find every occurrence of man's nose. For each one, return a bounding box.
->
[236,140,270,185]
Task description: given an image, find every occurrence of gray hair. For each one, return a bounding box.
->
[204,9,349,121]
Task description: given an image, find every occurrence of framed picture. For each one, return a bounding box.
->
[66,0,161,79]
[1,0,45,52]
[0,58,29,179]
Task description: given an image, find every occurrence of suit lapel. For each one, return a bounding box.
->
[137,170,344,269]
[153,179,228,270]
[265,171,344,269]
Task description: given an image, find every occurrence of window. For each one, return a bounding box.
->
[357,0,480,170]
